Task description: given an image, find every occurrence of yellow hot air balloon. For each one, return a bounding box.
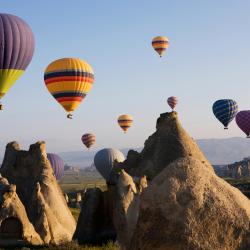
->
[152,36,169,57]
[118,114,133,133]
[44,58,94,119]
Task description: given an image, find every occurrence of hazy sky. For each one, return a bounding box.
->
[0,0,250,155]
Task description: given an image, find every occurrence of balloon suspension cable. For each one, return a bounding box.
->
[67,113,73,119]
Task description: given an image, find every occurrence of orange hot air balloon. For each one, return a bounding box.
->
[117,114,133,133]
[44,58,94,119]
[152,36,169,57]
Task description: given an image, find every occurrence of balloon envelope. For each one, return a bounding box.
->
[44,58,94,117]
[0,13,35,101]
[167,96,178,110]
[82,133,96,149]
[94,148,125,181]
[118,114,133,133]
[236,111,250,137]
[152,36,169,57]
[47,153,64,180]
[212,99,238,129]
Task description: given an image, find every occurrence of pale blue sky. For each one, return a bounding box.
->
[0,0,250,155]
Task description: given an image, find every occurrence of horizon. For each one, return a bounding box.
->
[1,1,250,155]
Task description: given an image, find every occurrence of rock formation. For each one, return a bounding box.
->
[123,112,250,250]
[0,141,76,246]
[75,111,250,249]
[120,111,209,180]
[113,170,147,250]
[0,175,42,247]
[73,187,116,245]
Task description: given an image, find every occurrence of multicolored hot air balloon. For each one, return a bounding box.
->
[81,133,96,149]
[212,99,238,129]
[236,111,250,138]
[44,58,94,119]
[118,114,133,133]
[167,96,178,111]
[0,13,35,109]
[47,153,64,180]
[152,36,169,57]
[94,148,125,181]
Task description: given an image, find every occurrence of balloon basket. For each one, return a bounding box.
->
[224,127,228,130]
[67,113,73,119]
[0,104,3,110]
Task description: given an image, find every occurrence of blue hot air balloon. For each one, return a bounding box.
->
[94,148,125,181]
[47,153,64,180]
[212,99,238,129]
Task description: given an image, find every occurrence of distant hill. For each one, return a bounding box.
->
[58,137,250,167]
[1,137,250,167]
[197,137,250,165]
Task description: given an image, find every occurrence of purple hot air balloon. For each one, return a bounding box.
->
[236,111,250,138]
[0,13,35,107]
[47,153,64,180]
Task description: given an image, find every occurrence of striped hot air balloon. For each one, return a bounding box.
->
[44,58,94,119]
[167,96,178,111]
[118,114,133,133]
[0,13,35,109]
[236,111,250,138]
[81,133,96,149]
[212,99,238,129]
[152,36,169,57]
[47,153,64,180]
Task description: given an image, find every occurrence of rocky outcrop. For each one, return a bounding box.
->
[0,141,76,245]
[213,158,250,179]
[0,175,42,247]
[119,111,209,180]
[74,187,116,245]
[124,112,250,250]
[113,170,147,250]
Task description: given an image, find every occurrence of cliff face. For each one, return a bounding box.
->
[0,141,76,245]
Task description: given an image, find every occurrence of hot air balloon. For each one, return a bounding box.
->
[47,153,64,180]
[0,13,35,109]
[236,111,250,138]
[118,114,133,133]
[44,58,94,119]
[81,133,96,149]
[167,96,178,111]
[152,36,169,57]
[212,99,238,129]
[94,148,125,181]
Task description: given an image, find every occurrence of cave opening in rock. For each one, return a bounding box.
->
[0,217,23,239]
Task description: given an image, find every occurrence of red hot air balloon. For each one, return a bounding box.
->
[236,111,250,138]
[81,133,96,149]
[167,96,178,111]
